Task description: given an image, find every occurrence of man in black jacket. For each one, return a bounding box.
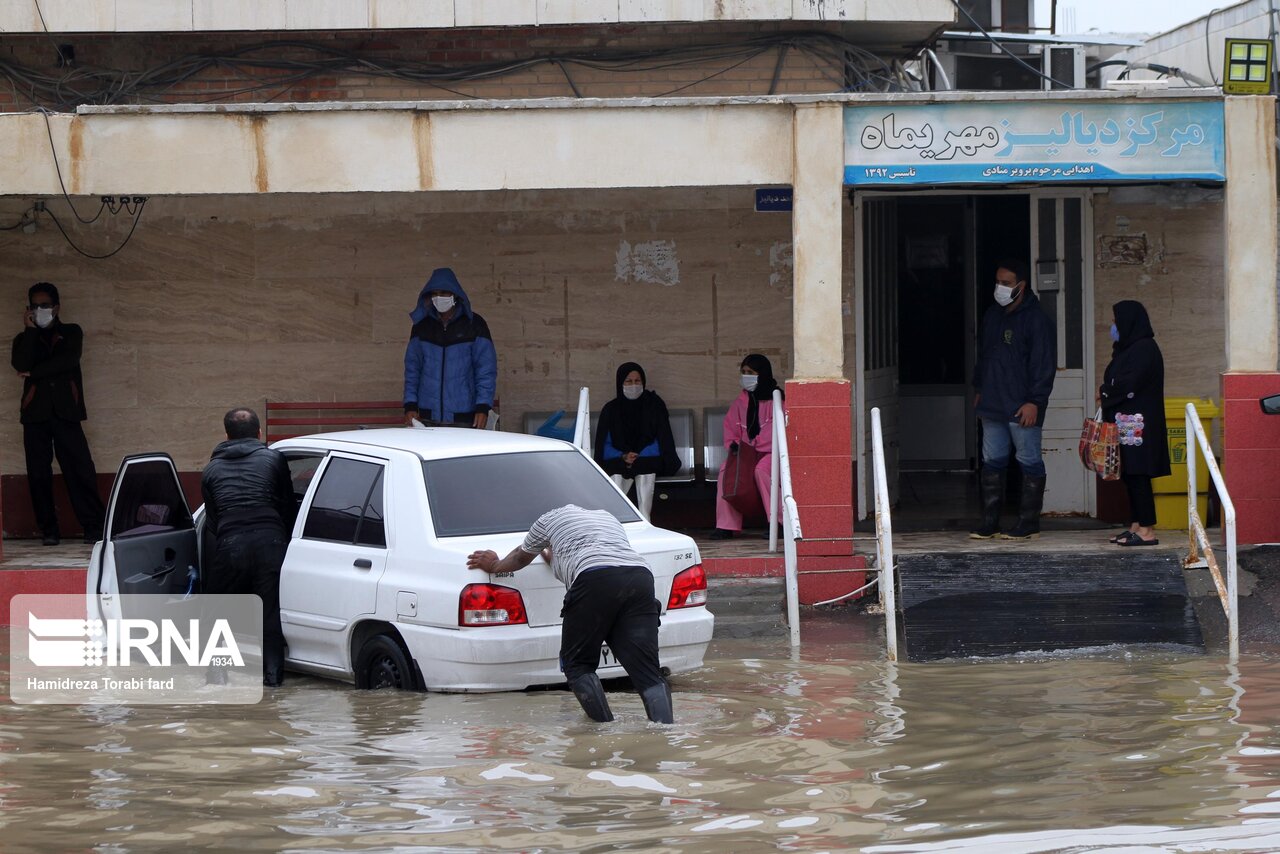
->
[201,407,297,686]
[11,282,105,546]
[970,260,1056,540]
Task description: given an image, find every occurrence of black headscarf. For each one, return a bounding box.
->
[1112,300,1155,354]
[741,353,781,440]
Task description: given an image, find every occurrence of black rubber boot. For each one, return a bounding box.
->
[262,641,285,688]
[1002,475,1046,540]
[569,674,614,722]
[969,468,1006,539]
[639,681,674,724]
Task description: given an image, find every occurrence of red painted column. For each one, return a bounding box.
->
[783,379,865,604]
[1221,372,1280,544]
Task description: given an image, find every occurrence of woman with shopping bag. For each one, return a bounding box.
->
[711,354,784,540]
[1099,300,1171,546]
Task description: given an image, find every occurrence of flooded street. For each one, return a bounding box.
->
[6,615,1280,852]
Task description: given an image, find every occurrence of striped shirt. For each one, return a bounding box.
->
[521,504,650,588]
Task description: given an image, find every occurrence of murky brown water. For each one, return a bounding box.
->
[6,615,1280,852]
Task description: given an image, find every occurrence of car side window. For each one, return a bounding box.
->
[286,453,326,509]
[302,457,385,547]
[111,459,194,539]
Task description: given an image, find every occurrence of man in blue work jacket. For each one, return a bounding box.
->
[970,259,1056,540]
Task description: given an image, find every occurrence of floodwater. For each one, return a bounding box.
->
[6,616,1280,853]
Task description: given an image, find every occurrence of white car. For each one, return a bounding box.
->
[85,428,714,691]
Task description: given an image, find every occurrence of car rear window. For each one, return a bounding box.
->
[423,450,641,537]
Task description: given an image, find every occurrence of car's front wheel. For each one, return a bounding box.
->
[354,634,415,690]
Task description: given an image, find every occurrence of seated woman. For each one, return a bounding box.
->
[713,354,784,540]
[594,362,680,521]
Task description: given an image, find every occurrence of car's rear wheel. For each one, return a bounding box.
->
[354,634,414,690]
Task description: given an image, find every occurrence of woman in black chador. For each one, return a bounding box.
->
[1100,300,1171,546]
[594,362,680,520]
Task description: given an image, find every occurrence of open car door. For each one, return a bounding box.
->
[87,453,199,625]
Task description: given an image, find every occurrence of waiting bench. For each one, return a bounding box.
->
[523,407,697,483]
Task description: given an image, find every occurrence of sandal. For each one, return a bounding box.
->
[1109,530,1134,544]
[1117,531,1160,547]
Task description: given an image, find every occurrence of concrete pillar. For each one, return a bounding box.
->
[786,103,862,601]
[1221,95,1280,544]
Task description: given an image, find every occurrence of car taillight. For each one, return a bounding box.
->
[668,564,708,609]
[459,583,528,626]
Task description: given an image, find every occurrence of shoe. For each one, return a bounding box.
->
[262,640,285,687]
[41,533,60,546]
[1117,531,1160,547]
[1110,530,1136,544]
[639,680,674,724]
[709,529,736,540]
[568,673,614,722]
[1001,475,1046,540]
[969,468,1005,539]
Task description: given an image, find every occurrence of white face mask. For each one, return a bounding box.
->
[34,307,54,328]
[993,283,1018,307]
[431,295,456,313]
[622,385,643,400]
[740,374,759,391]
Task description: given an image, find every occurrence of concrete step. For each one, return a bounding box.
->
[707,576,788,638]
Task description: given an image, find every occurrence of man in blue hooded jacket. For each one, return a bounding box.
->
[970,259,1056,540]
[403,268,498,429]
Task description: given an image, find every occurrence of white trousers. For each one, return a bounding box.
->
[611,472,656,521]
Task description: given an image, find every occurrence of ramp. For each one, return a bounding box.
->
[897,551,1204,662]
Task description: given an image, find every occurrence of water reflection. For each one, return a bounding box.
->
[4,618,1280,850]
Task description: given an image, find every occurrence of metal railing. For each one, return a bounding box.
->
[572,386,591,454]
[768,389,804,647]
[871,407,898,662]
[1184,402,1237,662]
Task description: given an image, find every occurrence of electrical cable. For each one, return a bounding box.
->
[947,0,1073,88]
[37,108,106,224]
[42,199,146,260]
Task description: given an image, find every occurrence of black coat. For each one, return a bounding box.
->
[1100,301,1171,478]
[200,439,297,537]
[11,322,88,424]
[973,289,1056,426]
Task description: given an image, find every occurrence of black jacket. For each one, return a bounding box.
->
[11,322,88,424]
[973,289,1056,426]
[1101,301,1171,478]
[200,439,297,537]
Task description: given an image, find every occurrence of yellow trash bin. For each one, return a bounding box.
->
[1152,397,1219,529]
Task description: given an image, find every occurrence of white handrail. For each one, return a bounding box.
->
[871,407,898,662]
[1185,402,1237,662]
[771,389,803,647]
[572,386,591,453]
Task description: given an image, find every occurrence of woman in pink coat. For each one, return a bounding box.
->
[712,354,784,539]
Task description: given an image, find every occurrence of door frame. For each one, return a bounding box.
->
[853,186,1097,521]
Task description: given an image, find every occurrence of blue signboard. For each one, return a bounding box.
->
[755,187,793,212]
[843,100,1225,186]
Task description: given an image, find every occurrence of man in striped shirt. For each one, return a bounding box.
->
[467,503,673,724]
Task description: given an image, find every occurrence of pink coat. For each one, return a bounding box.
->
[723,390,779,455]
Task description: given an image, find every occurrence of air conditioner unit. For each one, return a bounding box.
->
[1042,44,1086,89]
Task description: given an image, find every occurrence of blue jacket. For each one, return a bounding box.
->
[403,268,498,423]
[973,289,1056,427]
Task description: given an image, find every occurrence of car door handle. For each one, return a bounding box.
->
[353,558,373,569]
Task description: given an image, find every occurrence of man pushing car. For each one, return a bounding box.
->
[467,503,674,724]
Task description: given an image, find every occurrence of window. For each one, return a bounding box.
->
[424,450,640,538]
[302,457,386,546]
[286,453,325,507]
[111,458,193,539]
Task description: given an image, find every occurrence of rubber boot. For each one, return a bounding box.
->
[639,681,674,724]
[969,468,1006,539]
[569,674,614,722]
[262,639,285,688]
[1002,475,1046,540]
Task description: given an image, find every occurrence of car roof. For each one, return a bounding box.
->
[272,427,580,461]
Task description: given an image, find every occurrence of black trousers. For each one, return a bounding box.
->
[23,417,105,537]
[560,566,664,692]
[1122,474,1157,527]
[207,526,288,667]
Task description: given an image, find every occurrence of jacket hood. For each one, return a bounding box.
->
[1113,299,1155,350]
[410,267,473,324]
[211,437,268,460]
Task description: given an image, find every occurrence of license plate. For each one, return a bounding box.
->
[600,644,617,668]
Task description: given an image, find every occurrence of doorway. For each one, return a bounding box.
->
[855,190,1094,528]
